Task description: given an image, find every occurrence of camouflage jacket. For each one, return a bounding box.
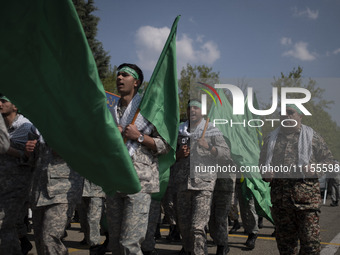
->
[259,126,334,210]
[0,115,9,153]
[31,143,84,207]
[173,120,232,192]
[131,127,169,193]
[0,114,36,175]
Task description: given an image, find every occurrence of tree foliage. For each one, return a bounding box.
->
[101,65,118,94]
[72,0,110,79]
[178,64,219,120]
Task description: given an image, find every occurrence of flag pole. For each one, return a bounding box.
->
[124,108,140,143]
[201,117,210,139]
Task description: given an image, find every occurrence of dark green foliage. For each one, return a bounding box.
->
[178,64,219,119]
[72,0,110,79]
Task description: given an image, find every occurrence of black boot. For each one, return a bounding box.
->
[20,236,33,255]
[166,224,181,242]
[245,233,257,249]
[258,216,263,229]
[155,223,161,240]
[90,244,107,255]
[216,245,230,255]
[142,249,159,255]
[178,247,191,255]
[229,220,241,234]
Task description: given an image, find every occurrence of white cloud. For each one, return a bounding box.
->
[282,41,316,61]
[135,25,220,72]
[292,7,319,20]
[280,37,292,46]
[333,48,340,55]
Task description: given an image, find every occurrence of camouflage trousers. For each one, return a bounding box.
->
[78,197,104,246]
[162,186,177,225]
[141,199,161,252]
[33,203,76,255]
[0,173,32,255]
[106,192,151,255]
[177,190,213,255]
[236,182,258,234]
[209,190,233,246]
[272,205,321,255]
[229,181,239,221]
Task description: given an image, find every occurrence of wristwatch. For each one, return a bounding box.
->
[137,133,145,143]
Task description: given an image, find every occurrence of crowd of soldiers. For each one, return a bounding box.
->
[0,63,337,255]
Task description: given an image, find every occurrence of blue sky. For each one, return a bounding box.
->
[93,0,340,124]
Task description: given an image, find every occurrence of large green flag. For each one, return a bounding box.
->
[244,92,263,149]
[208,89,273,223]
[0,0,141,195]
[139,16,180,201]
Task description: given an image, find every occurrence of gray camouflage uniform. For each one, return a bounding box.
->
[0,114,36,254]
[175,120,230,255]
[209,175,235,247]
[31,143,83,255]
[106,102,169,255]
[77,178,105,246]
[141,199,161,252]
[0,114,9,153]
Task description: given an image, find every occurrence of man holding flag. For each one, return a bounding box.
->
[106,63,169,255]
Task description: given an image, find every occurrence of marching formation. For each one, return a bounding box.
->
[0,63,337,255]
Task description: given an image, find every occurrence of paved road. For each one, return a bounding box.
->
[26,197,340,255]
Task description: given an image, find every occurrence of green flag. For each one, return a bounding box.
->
[208,89,273,223]
[139,16,180,201]
[0,0,141,195]
[244,92,263,149]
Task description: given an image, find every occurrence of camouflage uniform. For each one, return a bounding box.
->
[209,177,235,247]
[259,126,334,255]
[162,165,178,226]
[175,120,230,254]
[236,179,259,235]
[107,100,169,255]
[0,114,9,153]
[0,114,36,254]
[77,178,105,246]
[141,199,161,252]
[31,143,84,255]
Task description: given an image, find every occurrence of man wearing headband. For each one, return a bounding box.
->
[174,99,233,255]
[0,95,39,254]
[106,63,169,255]
[259,105,334,254]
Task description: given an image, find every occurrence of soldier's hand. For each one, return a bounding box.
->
[124,124,141,141]
[25,140,37,158]
[263,171,274,182]
[198,138,209,149]
[118,125,123,134]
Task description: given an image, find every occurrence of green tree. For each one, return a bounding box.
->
[72,0,110,79]
[261,67,340,159]
[101,65,118,94]
[178,64,219,119]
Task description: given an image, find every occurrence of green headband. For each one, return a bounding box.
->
[0,95,11,102]
[286,104,303,115]
[188,100,202,108]
[118,66,139,80]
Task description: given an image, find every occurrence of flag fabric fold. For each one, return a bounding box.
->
[0,0,141,195]
[208,89,273,223]
[139,16,181,201]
